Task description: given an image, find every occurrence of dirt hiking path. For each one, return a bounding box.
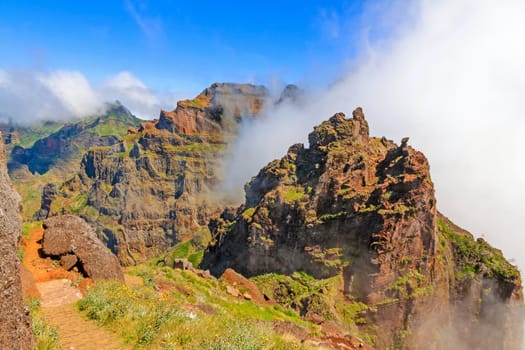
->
[24,227,130,350]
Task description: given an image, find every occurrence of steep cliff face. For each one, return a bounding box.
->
[0,131,34,349]
[157,83,267,135]
[41,83,270,265]
[203,109,523,349]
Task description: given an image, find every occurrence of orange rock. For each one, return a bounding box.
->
[220,268,270,305]
[226,285,240,297]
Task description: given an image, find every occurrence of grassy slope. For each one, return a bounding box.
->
[78,262,316,349]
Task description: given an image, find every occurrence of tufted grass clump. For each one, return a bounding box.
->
[26,298,60,350]
[282,186,305,203]
[78,278,315,349]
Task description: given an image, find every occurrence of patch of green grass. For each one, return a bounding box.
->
[13,121,65,148]
[66,193,88,214]
[92,123,126,137]
[188,250,204,267]
[177,93,212,109]
[282,186,305,203]
[27,298,60,350]
[78,275,316,349]
[160,238,207,269]
[171,240,192,259]
[388,270,426,298]
[438,218,519,281]
[337,300,373,327]
[317,211,347,223]
[242,207,256,220]
[22,221,42,239]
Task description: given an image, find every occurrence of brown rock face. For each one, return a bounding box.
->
[220,268,269,305]
[156,83,268,135]
[0,131,34,349]
[203,109,523,349]
[39,83,271,265]
[42,214,124,281]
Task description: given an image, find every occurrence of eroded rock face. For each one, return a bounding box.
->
[42,214,124,281]
[203,109,523,349]
[40,83,272,265]
[0,131,34,349]
[157,83,268,135]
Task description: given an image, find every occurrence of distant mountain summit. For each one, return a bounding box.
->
[152,82,268,135]
[9,102,141,175]
[203,108,523,349]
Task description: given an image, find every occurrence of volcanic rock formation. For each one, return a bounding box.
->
[38,83,270,265]
[42,214,124,281]
[203,108,523,349]
[0,131,34,349]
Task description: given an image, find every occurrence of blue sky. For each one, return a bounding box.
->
[0,0,372,91]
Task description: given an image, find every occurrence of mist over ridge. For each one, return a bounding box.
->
[219,0,525,279]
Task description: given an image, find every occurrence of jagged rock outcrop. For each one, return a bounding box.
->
[35,183,59,220]
[157,83,267,135]
[37,83,277,265]
[277,84,303,104]
[42,214,124,281]
[0,131,34,349]
[203,109,523,349]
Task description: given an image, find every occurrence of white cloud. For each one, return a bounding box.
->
[0,69,179,123]
[0,69,98,122]
[37,70,102,117]
[102,71,160,117]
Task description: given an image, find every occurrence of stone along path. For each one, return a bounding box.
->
[26,228,130,350]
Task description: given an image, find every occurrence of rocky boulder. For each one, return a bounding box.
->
[42,214,124,281]
[0,131,34,349]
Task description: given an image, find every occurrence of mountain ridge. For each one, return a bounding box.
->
[203,108,523,349]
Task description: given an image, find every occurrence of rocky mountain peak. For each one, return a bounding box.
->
[277,84,302,104]
[104,100,134,119]
[308,109,369,151]
[156,83,269,135]
[203,108,522,349]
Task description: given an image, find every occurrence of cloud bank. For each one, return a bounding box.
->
[0,69,179,123]
[221,0,525,278]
